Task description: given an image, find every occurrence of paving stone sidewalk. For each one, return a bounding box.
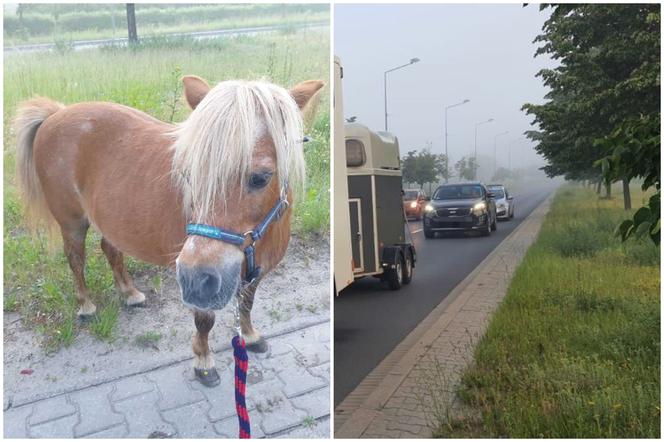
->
[5,322,330,439]
[335,196,553,438]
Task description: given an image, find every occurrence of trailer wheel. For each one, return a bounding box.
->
[385,255,403,290]
[402,251,413,285]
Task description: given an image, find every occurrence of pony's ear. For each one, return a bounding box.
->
[182,75,211,110]
[290,80,325,110]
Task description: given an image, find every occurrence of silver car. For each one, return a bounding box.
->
[487,184,514,220]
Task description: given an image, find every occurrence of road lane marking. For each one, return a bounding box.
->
[411,228,423,233]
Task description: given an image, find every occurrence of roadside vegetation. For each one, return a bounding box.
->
[434,185,659,438]
[4,3,328,46]
[524,4,660,245]
[4,28,329,350]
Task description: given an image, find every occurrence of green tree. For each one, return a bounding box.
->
[401,148,446,188]
[454,156,475,181]
[523,4,660,244]
[401,150,419,186]
[434,153,452,182]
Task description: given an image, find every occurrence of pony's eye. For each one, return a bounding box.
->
[248,171,273,190]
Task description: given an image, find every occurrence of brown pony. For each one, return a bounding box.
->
[15,75,324,386]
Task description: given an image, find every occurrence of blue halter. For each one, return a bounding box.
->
[186,186,289,284]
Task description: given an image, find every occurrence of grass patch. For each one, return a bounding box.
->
[134,331,162,349]
[432,185,660,438]
[89,300,120,342]
[3,27,328,351]
[302,415,317,428]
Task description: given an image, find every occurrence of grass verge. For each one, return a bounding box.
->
[433,184,660,438]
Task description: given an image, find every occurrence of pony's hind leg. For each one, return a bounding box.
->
[61,224,96,319]
[100,238,146,307]
[192,310,220,387]
[240,283,268,353]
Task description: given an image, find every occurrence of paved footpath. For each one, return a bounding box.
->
[5,321,330,439]
[335,195,553,438]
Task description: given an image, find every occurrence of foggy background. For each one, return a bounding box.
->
[335,3,558,184]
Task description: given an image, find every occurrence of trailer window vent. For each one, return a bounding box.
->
[346,139,366,167]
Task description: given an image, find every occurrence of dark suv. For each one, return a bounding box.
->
[422,182,497,238]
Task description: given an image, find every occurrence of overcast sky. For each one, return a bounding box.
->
[335,3,558,178]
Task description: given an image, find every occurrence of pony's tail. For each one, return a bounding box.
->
[14,97,64,238]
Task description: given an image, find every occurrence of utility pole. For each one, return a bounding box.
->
[444,99,470,183]
[126,4,138,44]
[383,57,420,131]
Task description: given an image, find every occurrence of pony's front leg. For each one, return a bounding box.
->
[192,309,220,387]
[100,238,146,307]
[240,283,268,353]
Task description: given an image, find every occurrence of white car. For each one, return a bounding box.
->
[487,184,514,220]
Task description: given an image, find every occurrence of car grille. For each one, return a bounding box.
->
[433,221,473,228]
[436,207,471,217]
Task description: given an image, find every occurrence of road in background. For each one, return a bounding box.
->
[4,22,328,53]
[334,179,560,405]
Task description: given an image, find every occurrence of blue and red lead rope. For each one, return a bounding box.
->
[232,335,251,439]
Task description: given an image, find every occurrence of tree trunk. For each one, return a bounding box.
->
[622,178,631,210]
[605,181,612,199]
[126,4,138,44]
[596,180,602,194]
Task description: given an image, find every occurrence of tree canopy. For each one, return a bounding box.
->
[523,4,660,244]
[401,149,448,188]
[454,156,477,181]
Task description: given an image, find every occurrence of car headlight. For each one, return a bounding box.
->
[410,201,417,208]
[473,201,486,213]
[424,204,435,212]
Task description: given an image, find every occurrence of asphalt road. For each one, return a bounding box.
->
[334,179,560,405]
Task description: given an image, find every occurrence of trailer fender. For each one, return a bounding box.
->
[381,246,404,270]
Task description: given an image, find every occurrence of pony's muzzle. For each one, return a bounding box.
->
[176,264,240,310]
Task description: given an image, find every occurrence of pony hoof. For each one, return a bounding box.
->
[126,291,146,307]
[194,367,220,387]
[77,313,96,324]
[125,301,146,308]
[246,337,269,353]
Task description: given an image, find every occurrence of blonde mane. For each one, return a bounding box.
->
[172,80,305,221]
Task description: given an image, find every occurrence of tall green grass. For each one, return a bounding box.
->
[434,185,660,438]
[3,30,329,350]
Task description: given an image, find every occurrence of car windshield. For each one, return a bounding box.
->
[488,187,505,198]
[433,185,483,200]
[403,190,418,200]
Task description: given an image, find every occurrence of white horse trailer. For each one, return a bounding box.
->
[334,57,416,295]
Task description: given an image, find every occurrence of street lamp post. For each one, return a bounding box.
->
[474,118,494,180]
[444,99,470,183]
[384,57,420,131]
[493,131,509,178]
